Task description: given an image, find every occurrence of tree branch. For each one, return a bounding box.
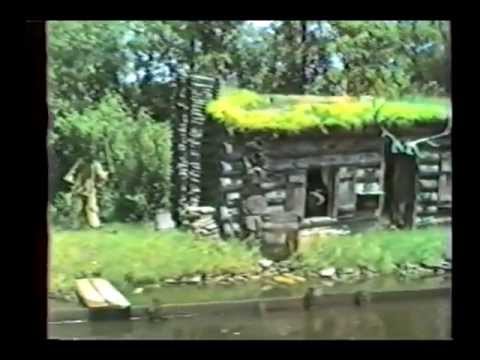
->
[407,106,452,147]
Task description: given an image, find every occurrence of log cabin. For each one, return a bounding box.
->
[171,74,451,259]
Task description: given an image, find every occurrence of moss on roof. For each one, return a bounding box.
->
[206,89,450,134]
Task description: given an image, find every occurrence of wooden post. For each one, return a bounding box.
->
[376,154,386,218]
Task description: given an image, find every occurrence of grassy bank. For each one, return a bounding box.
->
[298,228,447,273]
[49,224,448,299]
[50,223,261,297]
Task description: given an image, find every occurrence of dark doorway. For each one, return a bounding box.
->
[305,167,330,218]
[384,150,417,228]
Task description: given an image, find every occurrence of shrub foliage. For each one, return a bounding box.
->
[50,93,171,226]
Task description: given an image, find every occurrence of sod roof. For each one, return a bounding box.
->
[206,89,450,134]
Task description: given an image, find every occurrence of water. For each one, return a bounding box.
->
[49,277,451,340]
[122,274,451,306]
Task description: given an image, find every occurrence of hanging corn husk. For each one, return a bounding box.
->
[63,159,84,184]
[84,177,100,228]
[63,158,109,229]
[92,160,109,183]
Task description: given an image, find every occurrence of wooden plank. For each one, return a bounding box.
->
[301,216,338,228]
[419,179,439,191]
[336,170,357,213]
[355,168,382,182]
[337,175,357,208]
[438,174,452,203]
[90,278,131,309]
[417,192,439,204]
[375,155,386,218]
[440,152,452,173]
[220,177,243,188]
[268,197,286,206]
[285,184,306,218]
[416,205,439,216]
[264,211,299,223]
[288,174,307,184]
[75,279,108,309]
[260,181,287,191]
[418,165,440,174]
[310,153,382,168]
[221,183,244,193]
[265,137,382,159]
[266,153,382,172]
[337,166,356,180]
[355,182,383,195]
[266,205,286,214]
[417,172,440,180]
[417,152,441,165]
[327,167,338,218]
[262,222,299,231]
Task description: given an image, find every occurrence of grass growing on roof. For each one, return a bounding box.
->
[206,90,450,134]
[50,223,261,297]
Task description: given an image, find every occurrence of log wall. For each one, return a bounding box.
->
[414,137,451,227]
[211,132,386,242]
[172,76,451,242]
[171,74,219,226]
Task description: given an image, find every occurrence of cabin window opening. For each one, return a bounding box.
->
[305,167,332,218]
[356,194,380,216]
[354,167,383,218]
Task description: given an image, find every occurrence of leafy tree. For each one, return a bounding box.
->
[48,21,131,114]
[237,20,449,97]
[51,93,171,225]
[48,20,450,226]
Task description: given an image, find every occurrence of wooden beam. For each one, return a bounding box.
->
[264,137,382,159]
[417,172,441,180]
[285,182,306,218]
[376,154,386,218]
[266,152,382,172]
[75,279,108,309]
[90,278,131,309]
[419,179,439,191]
[300,216,338,228]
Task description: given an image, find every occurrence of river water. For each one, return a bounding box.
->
[48,276,451,340]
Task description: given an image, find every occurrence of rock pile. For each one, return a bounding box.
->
[182,206,221,239]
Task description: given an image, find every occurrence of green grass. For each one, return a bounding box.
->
[50,223,261,297]
[299,227,447,274]
[49,224,448,300]
[206,89,450,134]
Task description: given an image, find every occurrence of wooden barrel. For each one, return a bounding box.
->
[260,212,300,261]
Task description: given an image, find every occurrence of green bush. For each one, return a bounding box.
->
[50,93,171,226]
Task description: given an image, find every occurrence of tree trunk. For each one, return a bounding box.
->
[189,38,196,73]
[300,21,308,94]
[446,21,451,95]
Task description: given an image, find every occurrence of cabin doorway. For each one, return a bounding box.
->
[305,166,333,218]
[384,152,417,228]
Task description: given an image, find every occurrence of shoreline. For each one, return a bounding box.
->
[48,276,451,323]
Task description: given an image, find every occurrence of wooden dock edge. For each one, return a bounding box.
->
[49,285,450,323]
